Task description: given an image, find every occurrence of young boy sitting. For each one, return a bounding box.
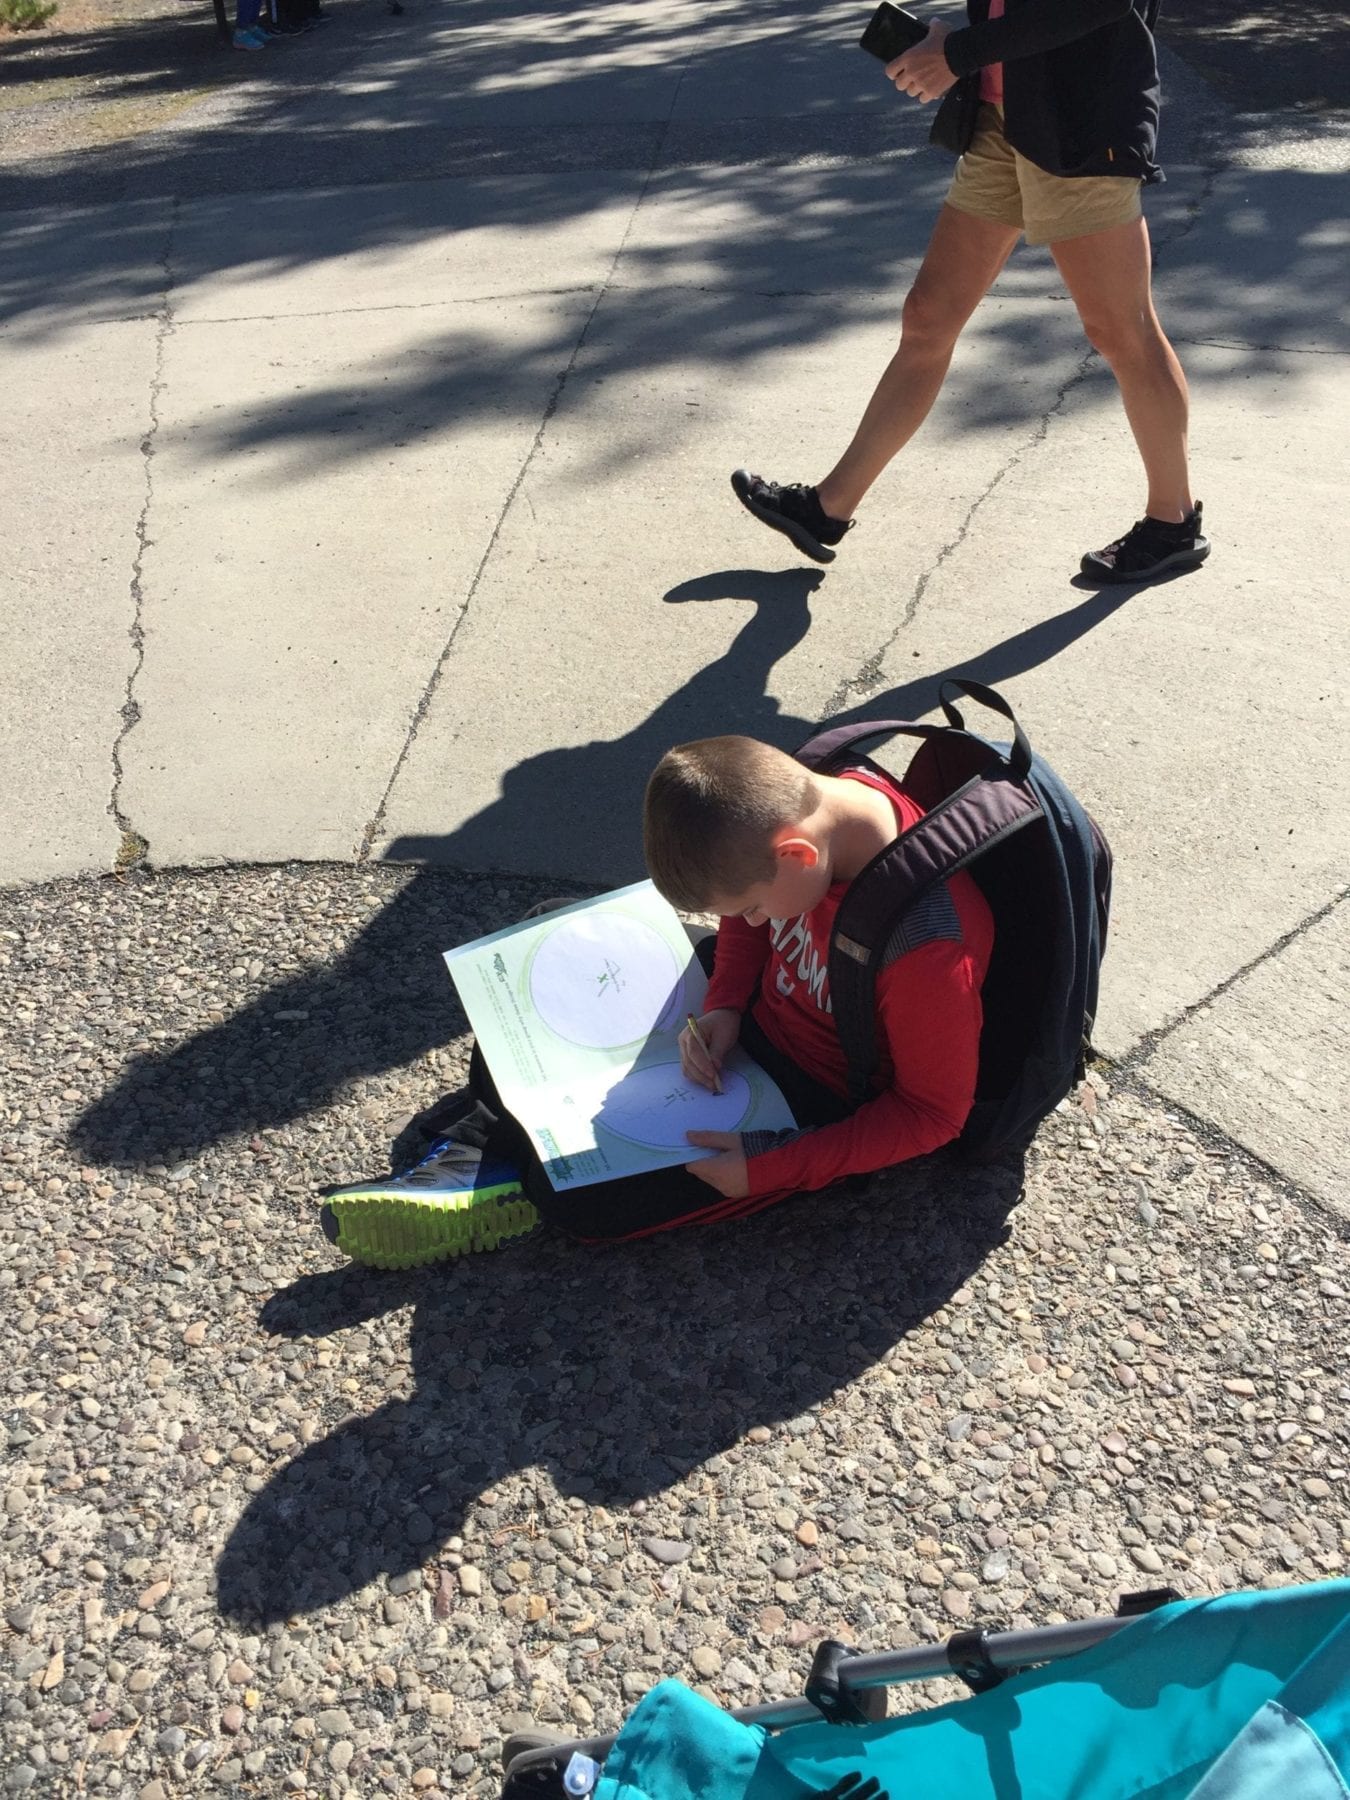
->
[640,733,994,1220]
[321,734,993,1265]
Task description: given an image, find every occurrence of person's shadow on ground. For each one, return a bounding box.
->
[69,579,1130,1173]
[216,1151,1021,1624]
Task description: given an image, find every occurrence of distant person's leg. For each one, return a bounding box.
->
[731,204,1019,563]
[233,0,264,42]
[1052,215,1209,581]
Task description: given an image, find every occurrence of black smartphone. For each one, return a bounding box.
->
[859,0,928,62]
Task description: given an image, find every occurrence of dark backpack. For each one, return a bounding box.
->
[795,679,1112,1162]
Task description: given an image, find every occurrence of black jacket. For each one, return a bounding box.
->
[942,0,1163,182]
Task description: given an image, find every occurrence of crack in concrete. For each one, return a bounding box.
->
[110,199,178,872]
[822,341,1098,717]
[1171,335,1344,357]
[177,284,604,327]
[354,64,696,864]
[1111,883,1350,1076]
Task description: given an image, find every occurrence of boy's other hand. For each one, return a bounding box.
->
[886,20,954,102]
[679,1007,741,1090]
[685,1131,748,1198]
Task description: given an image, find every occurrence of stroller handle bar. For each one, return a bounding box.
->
[504,1609,1139,1782]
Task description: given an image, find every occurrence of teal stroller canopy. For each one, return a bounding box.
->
[593,1581,1350,1800]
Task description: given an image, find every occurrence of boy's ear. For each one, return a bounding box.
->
[773,832,820,869]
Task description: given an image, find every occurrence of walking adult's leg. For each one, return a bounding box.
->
[815,204,1020,522]
[1052,216,1193,523]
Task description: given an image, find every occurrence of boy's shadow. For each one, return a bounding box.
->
[216,1154,1021,1624]
[69,578,1128,1175]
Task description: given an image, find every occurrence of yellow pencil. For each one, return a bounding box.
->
[685,1013,723,1095]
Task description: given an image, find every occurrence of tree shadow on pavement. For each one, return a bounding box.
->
[215,1149,1021,1623]
[69,582,1131,1172]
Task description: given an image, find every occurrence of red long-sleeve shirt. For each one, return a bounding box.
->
[704,768,995,1200]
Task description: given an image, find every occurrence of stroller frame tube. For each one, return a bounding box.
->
[503,1611,1134,1782]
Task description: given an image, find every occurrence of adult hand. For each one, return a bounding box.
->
[678,1007,741,1091]
[886,20,955,103]
[685,1131,748,1198]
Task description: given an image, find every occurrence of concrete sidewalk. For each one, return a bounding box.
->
[1,0,1347,1210]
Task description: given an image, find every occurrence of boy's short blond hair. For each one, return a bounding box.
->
[643,736,821,912]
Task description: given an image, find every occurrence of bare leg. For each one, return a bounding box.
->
[816,204,1020,521]
[1051,216,1193,522]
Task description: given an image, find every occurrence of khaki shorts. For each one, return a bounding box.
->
[946,104,1143,247]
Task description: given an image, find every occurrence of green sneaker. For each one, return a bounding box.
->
[320,1138,539,1271]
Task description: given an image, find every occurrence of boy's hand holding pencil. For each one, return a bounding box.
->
[679,1007,741,1092]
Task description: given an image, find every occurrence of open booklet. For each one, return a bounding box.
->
[443,882,797,1191]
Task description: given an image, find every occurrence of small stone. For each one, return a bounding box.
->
[1304,1478,1332,1500]
[328,1741,355,1774]
[182,1322,208,1347]
[643,1538,691,1565]
[315,1709,351,1736]
[1129,1545,1164,1574]
[139,1783,168,1800]
[786,1621,823,1648]
[452,1753,477,1777]
[40,1649,65,1690]
[411,1774,439,1792]
[185,1741,214,1771]
[690,1646,721,1678]
[138,1580,171,1610]
[1101,1433,1128,1456]
[221,1705,245,1734]
[941,1589,971,1619]
[1223,1379,1257,1397]
[6,1605,36,1634]
[747,1427,771,1444]
[981,1551,1010,1583]
[794,1521,819,1548]
[1276,1422,1301,1444]
[1091,1552,1118,1579]
[156,1727,187,1756]
[947,1414,973,1442]
[758,1605,787,1633]
[433,1570,455,1619]
[457,1566,482,1597]
[1116,1366,1138,1390]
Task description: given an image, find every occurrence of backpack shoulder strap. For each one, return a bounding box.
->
[830,769,1043,1106]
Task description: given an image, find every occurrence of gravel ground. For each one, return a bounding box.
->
[2,863,1348,1799]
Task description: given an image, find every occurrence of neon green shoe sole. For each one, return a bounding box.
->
[321,1187,540,1271]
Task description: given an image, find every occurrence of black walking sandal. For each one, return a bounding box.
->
[1081,501,1210,584]
[731,468,854,564]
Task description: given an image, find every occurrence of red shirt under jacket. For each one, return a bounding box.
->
[703,768,995,1200]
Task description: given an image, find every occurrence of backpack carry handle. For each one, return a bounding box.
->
[937,680,1032,781]
[795,718,950,773]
